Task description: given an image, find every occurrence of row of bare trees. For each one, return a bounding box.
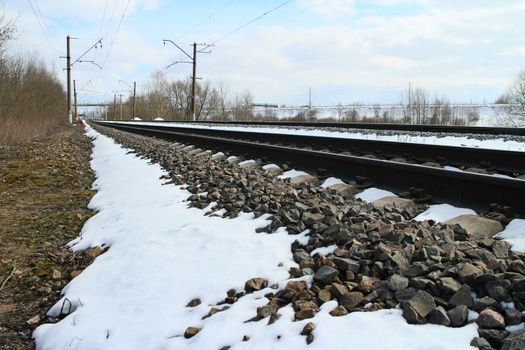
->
[0,6,66,144]
[105,71,255,121]
[398,87,480,125]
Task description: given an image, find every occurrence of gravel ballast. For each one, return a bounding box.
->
[91,123,525,349]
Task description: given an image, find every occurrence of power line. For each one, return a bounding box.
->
[98,0,110,39]
[26,0,59,59]
[33,0,58,55]
[176,0,236,41]
[212,0,293,44]
[100,0,132,70]
[104,0,120,40]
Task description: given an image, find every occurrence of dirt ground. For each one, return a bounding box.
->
[0,124,96,349]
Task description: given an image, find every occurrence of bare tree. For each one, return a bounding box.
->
[216,80,231,120]
[400,85,429,124]
[0,3,15,58]
[233,90,254,121]
[499,69,525,127]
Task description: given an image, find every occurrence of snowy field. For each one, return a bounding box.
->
[33,125,486,350]
[248,105,505,128]
[113,121,525,152]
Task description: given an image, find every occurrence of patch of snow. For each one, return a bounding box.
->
[414,204,476,222]
[226,156,238,161]
[262,163,280,170]
[355,188,396,202]
[491,173,515,179]
[278,169,310,179]
[132,117,142,121]
[496,219,525,252]
[320,177,345,188]
[310,245,338,257]
[444,166,462,172]
[501,301,515,310]
[506,323,525,333]
[468,310,479,322]
[153,117,164,121]
[209,208,227,217]
[239,159,256,166]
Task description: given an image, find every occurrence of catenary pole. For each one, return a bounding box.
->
[133,81,137,119]
[191,42,197,121]
[66,36,72,124]
[73,79,78,122]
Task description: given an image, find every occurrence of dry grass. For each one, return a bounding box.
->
[0,57,66,145]
[0,124,95,348]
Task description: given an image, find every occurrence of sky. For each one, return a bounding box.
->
[4,0,525,107]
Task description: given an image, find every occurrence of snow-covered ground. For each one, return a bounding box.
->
[34,125,481,350]
[111,121,525,152]
[248,105,506,128]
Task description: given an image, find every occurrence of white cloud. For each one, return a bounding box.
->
[4,0,525,105]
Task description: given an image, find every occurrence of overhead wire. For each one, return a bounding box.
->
[100,0,132,70]
[26,0,59,59]
[211,0,293,45]
[98,0,110,39]
[176,0,236,41]
[104,0,120,41]
[90,0,131,95]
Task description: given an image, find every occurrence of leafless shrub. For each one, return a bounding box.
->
[0,9,65,144]
[497,69,525,127]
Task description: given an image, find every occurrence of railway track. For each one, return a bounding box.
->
[93,121,525,217]
[142,119,525,136]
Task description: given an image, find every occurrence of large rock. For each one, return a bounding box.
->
[502,329,525,350]
[340,292,364,310]
[492,240,511,258]
[437,277,462,294]
[477,309,506,329]
[332,257,360,273]
[289,175,318,185]
[403,290,436,322]
[326,183,359,198]
[372,196,417,210]
[449,285,473,307]
[283,280,308,300]
[479,329,509,349]
[444,215,503,240]
[184,327,201,339]
[485,279,511,302]
[470,337,494,350]
[447,305,468,327]
[473,296,501,313]
[388,274,409,292]
[504,309,524,326]
[428,306,451,326]
[245,278,268,293]
[329,305,348,317]
[302,212,325,226]
[295,308,316,320]
[313,266,339,284]
[256,304,279,319]
[458,262,483,284]
[330,283,348,299]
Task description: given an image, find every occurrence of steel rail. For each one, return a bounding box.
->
[93,121,525,217]
[99,122,525,174]
[124,119,525,136]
